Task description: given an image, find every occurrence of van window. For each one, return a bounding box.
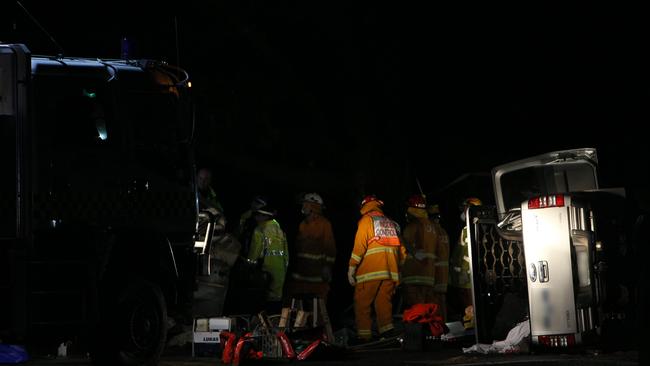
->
[34,75,115,149]
[500,163,598,211]
[122,91,180,148]
[119,87,191,187]
[32,75,120,192]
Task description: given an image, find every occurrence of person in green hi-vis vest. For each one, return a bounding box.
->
[247,198,289,314]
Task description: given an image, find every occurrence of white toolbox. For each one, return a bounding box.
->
[192,317,232,357]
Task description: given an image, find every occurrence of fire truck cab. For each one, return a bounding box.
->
[1,43,197,365]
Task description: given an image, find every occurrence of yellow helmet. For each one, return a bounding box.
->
[463,197,482,207]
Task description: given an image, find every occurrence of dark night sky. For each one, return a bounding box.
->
[3,1,650,220]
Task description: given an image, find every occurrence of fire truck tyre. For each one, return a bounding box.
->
[93,278,167,366]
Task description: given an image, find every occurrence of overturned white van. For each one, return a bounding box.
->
[467,148,635,350]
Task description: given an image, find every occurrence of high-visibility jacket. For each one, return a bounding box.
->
[248,219,289,301]
[349,207,406,284]
[432,220,450,293]
[199,186,224,213]
[402,210,437,287]
[450,226,471,289]
[291,214,336,283]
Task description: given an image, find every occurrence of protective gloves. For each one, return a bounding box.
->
[414,250,427,261]
[206,207,220,217]
[347,266,357,286]
[321,266,332,282]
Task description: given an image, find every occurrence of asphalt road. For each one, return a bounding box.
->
[22,347,639,366]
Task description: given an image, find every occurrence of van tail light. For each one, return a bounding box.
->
[528,195,565,209]
[537,334,576,347]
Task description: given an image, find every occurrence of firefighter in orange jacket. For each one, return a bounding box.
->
[287,192,337,301]
[428,203,450,321]
[348,195,407,341]
[401,195,439,308]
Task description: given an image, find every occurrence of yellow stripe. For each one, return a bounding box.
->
[402,275,435,286]
[356,271,399,283]
[378,323,394,333]
[297,252,325,260]
[358,329,372,338]
[411,253,436,259]
[435,261,449,266]
[366,247,397,256]
[291,273,323,282]
[351,253,362,262]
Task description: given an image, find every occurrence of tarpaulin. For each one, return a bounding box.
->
[0,344,29,364]
[463,319,530,354]
[403,303,446,336]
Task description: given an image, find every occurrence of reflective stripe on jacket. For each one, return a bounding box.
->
[450,225,471,289]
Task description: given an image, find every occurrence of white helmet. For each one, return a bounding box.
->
[251,196,267,211]
[303,192,323,205]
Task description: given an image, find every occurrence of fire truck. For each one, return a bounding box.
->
[1,43,198,365]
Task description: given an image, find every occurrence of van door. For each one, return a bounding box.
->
[31,69,126,232]
[0,49,19,239]
[0,48,19,336]
[117,69,195,238]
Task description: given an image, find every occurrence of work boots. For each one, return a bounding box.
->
[379,327,402,339]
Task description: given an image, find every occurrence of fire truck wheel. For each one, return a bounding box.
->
[93,277,167,366]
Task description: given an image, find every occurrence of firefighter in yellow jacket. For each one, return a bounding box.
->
[287,192,337,301]
[401,195,439,308]
[348,195,407,341]
[247,199,289,314]
[449,197,481,325]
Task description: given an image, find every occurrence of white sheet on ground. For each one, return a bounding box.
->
[462,319,530,354]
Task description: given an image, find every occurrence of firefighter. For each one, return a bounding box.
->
[247,199,289,314]
[401,195,438,308]
[237,196,266,257]
[428,204,450,322]
[449,197,482,325]
[348,195,407,342]
[287,193,337,302]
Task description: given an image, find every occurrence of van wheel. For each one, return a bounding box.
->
[93,278,167,366]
